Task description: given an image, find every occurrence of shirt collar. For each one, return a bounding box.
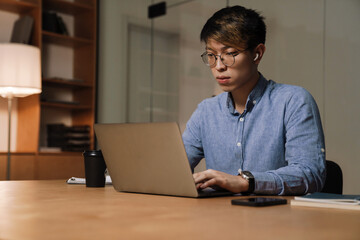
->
[226,73,268,115]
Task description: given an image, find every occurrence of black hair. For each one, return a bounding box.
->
[200,5,266,50]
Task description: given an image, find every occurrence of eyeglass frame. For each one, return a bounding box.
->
[200,48,248,67]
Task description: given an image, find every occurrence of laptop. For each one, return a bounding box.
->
[94,122,233,198]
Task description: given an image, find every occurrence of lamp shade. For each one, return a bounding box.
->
[0,43,41,98]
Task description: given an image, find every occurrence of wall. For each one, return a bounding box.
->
[98,0,360,194]
[323,0,360,194]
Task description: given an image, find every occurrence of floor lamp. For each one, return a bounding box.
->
[0,43,41,180]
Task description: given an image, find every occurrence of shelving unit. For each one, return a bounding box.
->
[0,0,97,180]
[40,0,96,154]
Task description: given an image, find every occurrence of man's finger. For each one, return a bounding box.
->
[199,178,217,189]
[193,171,209,183]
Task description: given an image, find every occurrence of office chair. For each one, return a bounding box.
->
[321,160,343,194]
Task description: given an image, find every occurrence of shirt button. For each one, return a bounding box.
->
[253,100,256,105]
[237,142,241,147]
[321,148,325,153]
[240,118,244,122]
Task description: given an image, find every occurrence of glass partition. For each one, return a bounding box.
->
[126,0,228,130]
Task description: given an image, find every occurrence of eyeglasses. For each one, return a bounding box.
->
[201,50,247,67]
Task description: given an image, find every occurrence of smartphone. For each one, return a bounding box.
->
[231,197,287,207]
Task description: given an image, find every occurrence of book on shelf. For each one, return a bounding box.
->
[47,124,91,152]
[291,192,360,211]
[69,125,91,133]
[11,15,34,44]
[42,11,60,33]
[56,15,69,35]
[42,11,68,35]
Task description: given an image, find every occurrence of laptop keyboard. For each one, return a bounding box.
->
[197,188,233,197]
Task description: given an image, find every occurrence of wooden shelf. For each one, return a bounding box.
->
[38,151,84,156]
[43,78,93,89]
[43,0,93,15]
[0,152,36,155]
[42,31,93,47]
[41,101,92,110]
[0,0,38,14]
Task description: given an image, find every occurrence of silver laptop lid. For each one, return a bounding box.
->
[94,122,199,197]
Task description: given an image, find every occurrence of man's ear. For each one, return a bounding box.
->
[253,43,266,64]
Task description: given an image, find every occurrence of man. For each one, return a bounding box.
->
[182,5,326,195]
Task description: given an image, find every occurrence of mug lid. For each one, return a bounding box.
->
[82,150,103,157]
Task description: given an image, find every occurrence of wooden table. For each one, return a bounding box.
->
[0,180,359,240]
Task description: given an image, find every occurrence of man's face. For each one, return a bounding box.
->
[205,39,258,94]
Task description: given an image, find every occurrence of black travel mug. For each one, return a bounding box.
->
[83,150,107,187]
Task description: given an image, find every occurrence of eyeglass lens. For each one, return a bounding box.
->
[202,53,235,67]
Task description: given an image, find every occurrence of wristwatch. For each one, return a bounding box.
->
[238,169,255,194]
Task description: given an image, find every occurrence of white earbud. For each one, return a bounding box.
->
[254,53,259,61]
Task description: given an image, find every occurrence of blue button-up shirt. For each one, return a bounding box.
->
[182,74,326,195]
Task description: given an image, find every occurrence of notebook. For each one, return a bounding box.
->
[291,192,360,211]
[94,122,233,198]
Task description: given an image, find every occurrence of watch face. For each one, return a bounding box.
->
[242,174,250,180]
[242,171,254,179]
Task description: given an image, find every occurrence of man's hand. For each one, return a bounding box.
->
[193,169,249,193]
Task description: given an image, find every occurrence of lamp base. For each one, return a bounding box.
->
[6,97,12,180]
